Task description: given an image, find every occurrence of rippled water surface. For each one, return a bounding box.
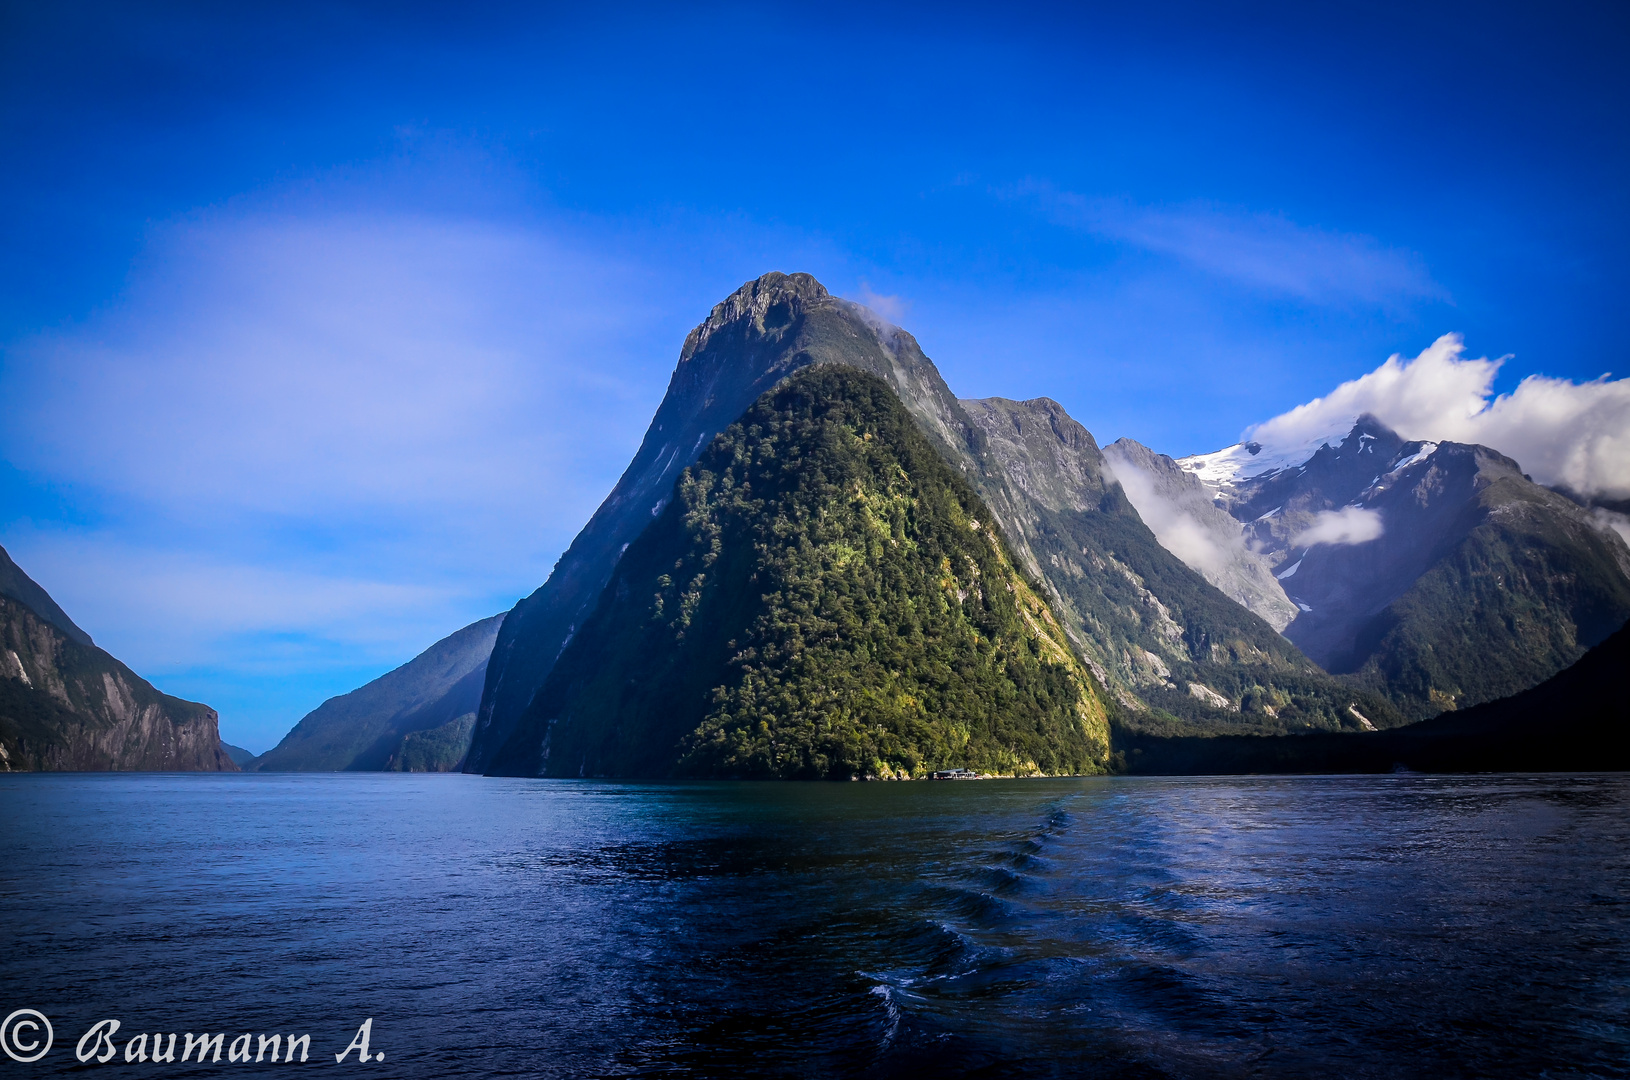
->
[1,773,1626,1078]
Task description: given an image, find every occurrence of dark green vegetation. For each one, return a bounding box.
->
[464,272,1629,777]
[1345,473,1630,718]
[1,546,232,771]
[492,367,1111,779]
[255,614,501,771]
[385,713,476,772]
[470,272,982,772]
[1117,616,1630,775]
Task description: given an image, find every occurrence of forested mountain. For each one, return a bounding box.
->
[469,273,1393,773]
[1116,616,1630,775]
[488,367,1111,779]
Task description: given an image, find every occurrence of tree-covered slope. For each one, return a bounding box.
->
[1189,416,1630,719]
[469,273,1396,772]
[469,272,980,772]
[489,367,1112,779]
[1346,466,1630,717]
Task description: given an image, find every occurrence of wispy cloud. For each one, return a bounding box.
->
[3,213,662,525]
[0,208,684,745]
[853,282,910,327]
[1022,187,1444,307]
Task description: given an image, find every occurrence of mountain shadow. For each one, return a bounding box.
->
[1115,616,1630,775]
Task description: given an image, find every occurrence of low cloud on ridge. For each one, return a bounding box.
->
[1292,506,1385,548]
[1245,334,1630,499]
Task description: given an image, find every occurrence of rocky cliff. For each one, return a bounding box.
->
[960,397,1397,732]
[469,273,993,771]
[1101,437,1297,631]
[0,545,233,771]
[470,273,1399,772]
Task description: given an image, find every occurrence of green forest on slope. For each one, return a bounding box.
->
[1347,481,1630,718]
[492,366,1112,779]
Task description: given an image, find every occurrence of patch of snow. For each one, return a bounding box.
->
[1296,602,1313,612]
[1275,559,1302,580]
[1178,420,1355,489]
[1389,442,1439,474]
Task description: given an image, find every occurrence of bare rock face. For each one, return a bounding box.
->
[957,396,1389,731]
[0,593,234,772]
[1101,438,1297,631]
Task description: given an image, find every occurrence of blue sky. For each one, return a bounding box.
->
[2,0,1626,750]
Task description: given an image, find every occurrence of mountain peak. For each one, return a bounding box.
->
[679,271,833,365]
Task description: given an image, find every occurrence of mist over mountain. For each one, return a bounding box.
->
[0,543,234,771]
[1101,437,1297,631]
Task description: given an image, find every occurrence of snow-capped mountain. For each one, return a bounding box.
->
[1174,415,1630,718]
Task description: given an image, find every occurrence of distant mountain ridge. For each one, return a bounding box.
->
[0,543,234,771]
[255,614,502,771]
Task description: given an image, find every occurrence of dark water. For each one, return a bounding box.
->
[1,773,1626,1078]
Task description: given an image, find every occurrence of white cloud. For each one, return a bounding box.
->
[1593,509,1630,548]
[853,282,909,326]
[1244,334,1630,499]
[1292,506,1385,547]
[0,208,690,720]
[3,528,462,672]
